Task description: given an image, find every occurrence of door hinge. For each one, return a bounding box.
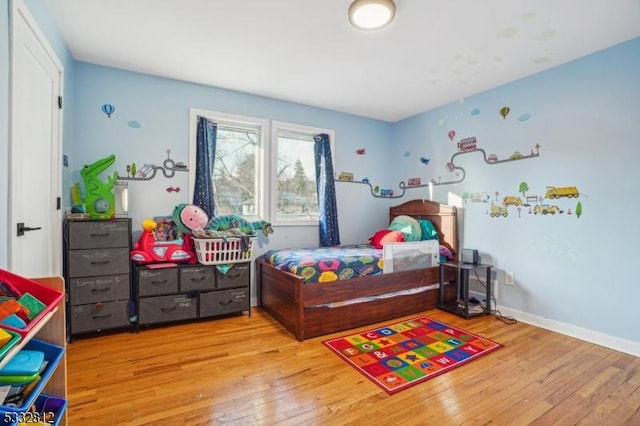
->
[57,197,61,210]
[58,96,62,109]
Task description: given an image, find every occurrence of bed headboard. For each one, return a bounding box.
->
[389,199,458,257]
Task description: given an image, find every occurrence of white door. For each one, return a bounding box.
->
[8,0,63,277]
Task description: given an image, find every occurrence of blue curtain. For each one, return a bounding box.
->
[193,116,218,219]
[314,133,340,246]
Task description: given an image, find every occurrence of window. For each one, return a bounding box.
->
[189,109,267,220]
[189,110,334,226]
[271,122,335,226]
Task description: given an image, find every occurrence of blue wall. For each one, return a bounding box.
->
[393,37,640,350]
[72,63,394,249]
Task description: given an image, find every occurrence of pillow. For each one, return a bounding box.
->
[369,229,405,249]
[388,215,422,242]
[418,219,439,241]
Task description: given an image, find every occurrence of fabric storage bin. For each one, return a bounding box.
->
[200,288,249,317]
[137,268,179,296]
[179,266,216,292]
[216,263,250,289]
[139,294,197,325]
[68,274,130,305]
[0,269,64,339]
[0,339,64,415]
[67,248,130,277]
[69,300,131,334]
[67,220,130,249]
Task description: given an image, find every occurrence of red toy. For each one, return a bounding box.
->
[130,218,195,264]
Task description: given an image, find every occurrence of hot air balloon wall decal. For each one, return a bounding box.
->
[101,103,115,118]
[499,106,510,119]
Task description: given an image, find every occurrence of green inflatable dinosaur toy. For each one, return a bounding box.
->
[206,214,273,236]
[80,154,118,219]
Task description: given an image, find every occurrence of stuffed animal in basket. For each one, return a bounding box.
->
[172,204,273,264]
[172,204,273,237]
[130,218,195,264]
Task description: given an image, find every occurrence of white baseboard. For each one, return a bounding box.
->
[496,305,640,357]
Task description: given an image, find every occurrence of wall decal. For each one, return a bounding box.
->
[420,157,430,165]
[403,151,410,157]
[101,103,115,118]
[499,106,510,119]
[407,178,421,186]
[337,172,354,181]
[117,149,188,181]
[166,187,181,193]
[447,130,456,141]
[355,148,365,155]
[127,120,142,128]
[517,114,531,122]
[471,108,480,116]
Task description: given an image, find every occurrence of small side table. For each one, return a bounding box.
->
[438,262,492,319]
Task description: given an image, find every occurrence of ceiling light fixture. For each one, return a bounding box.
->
[348,0,396,30]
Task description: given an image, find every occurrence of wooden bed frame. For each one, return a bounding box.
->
[256,199,459,341]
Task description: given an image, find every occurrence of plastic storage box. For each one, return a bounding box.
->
[0,339,65,415]
[0,270,64,338]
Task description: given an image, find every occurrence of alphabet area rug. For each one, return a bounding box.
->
[322,315,503,394]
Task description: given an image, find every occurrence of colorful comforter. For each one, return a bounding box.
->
[261,245,383,284]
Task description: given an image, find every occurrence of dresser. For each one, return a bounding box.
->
[63,218,133,338]
[133,262,250,329]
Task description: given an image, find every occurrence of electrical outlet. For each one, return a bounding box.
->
[505,271,515,286]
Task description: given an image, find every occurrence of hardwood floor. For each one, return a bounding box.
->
[66,308,640,425]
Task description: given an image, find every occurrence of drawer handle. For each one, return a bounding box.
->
[90,232,111,237]
[219,299,233,306]
[91,287,111,293]
[161,306,177,313]
[190,276,206,283]
[92,314,112,320]
[90,260,110,265]
[151,280,168,285]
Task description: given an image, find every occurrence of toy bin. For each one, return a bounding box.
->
[0,269,64,338]
[0,394,67,426]
[0,331,21,365]
[0,339,65,419]
[193,237,257,265]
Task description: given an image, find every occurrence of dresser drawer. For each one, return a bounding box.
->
[138,268,179,296]
[216,263,250,289]
[180,266,216,292]
[68,220,130,249]
[68,247,130,277]
[200,288,249,317]
[69,274,130,305]
[139,294,197,325]
[70,300,131,334]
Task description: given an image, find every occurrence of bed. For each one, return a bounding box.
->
[255,199,459,341]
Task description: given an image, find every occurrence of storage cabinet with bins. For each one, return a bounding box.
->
[63,219,133,338]
[0,273,67,426]
[134,262,250,328]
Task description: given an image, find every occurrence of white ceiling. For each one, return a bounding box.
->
[43,0,640,123]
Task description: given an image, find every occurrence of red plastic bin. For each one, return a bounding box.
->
[0,269,64,338]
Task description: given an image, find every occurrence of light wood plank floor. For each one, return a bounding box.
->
[66,308,640,425]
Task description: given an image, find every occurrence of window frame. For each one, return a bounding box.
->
[188,109,336,227]
[188,108,269,221]
[270,121,335,227]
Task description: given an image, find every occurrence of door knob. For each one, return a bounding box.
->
[16,222,42,236]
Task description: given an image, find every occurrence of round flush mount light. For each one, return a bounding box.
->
[348,0,396,30]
